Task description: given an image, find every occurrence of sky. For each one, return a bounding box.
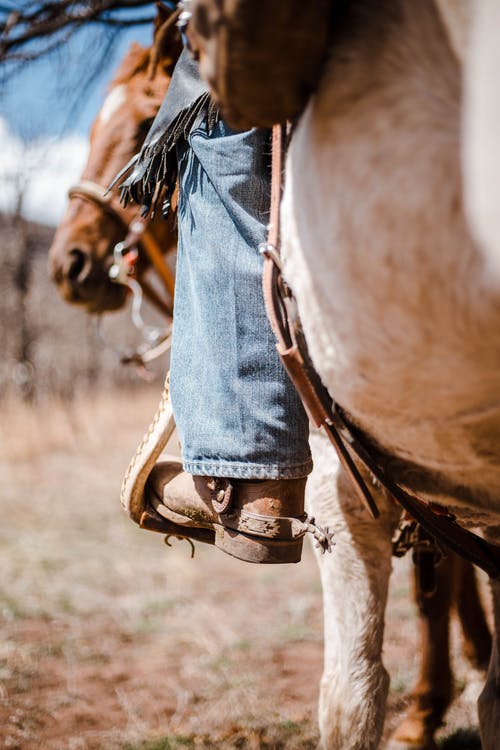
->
[0,19,152,225]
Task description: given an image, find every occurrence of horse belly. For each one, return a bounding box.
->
[281,0,500,520]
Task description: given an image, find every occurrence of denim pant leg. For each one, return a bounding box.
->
[170,119,312,479]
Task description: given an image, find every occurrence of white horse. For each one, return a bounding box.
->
[282,1,500,748]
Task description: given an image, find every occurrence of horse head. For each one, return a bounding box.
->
[49,4,181,314]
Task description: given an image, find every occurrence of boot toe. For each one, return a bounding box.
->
[146,461,216,528]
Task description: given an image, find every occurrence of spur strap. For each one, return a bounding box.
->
[261,124,500,579]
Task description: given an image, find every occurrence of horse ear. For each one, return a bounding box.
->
[153,2,173,37]
[150,1,183,77]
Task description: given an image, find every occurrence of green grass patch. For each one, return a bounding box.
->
[125,736,195,750]
[232,639,252,651]
[278,720,302,732]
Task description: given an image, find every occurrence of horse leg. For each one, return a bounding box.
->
[387,554,456,750]
[308,432,399,750]
[478,578,500,750]
[454,557,492,670]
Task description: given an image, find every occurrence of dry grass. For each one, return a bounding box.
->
[0,388,490,749]
[0,388,322,750]
[0,386,165,463]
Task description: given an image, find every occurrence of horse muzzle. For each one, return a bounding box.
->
[49,244,127,313]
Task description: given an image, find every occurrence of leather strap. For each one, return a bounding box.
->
[261,125,380,520]
[261,124,500,579]
[332,405,500,578]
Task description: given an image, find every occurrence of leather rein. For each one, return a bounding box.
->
[261,124,500,580]
[68,180,175,320]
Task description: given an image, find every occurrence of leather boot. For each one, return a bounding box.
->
[187,0,333,129]
[141,459,331,564]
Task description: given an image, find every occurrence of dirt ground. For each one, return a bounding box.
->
[0,388,490,749]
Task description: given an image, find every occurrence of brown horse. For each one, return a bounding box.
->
[49,8,492,749]
[49,4,181,315]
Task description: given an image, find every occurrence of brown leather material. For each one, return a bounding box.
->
[230,477,306,518]
[188,0,334,129]
[206,476,233,513]
[148,465,219,528]
[140,505,216,545]
[143,459,312,563]
[214,526,303,564]
[222,508,308,540]
[268,125,286,249]
[278,342,332,429]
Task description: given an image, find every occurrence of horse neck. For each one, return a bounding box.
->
[83,67,169,192]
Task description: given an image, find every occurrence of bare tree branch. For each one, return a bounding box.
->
[0,1,163,63]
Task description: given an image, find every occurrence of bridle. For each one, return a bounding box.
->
[68,179,176,370]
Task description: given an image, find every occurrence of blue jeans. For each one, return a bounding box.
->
[170,119,312,479]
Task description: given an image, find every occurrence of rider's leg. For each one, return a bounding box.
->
[146,119,313,563]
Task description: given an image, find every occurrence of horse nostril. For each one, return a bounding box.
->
[67,248,90,283]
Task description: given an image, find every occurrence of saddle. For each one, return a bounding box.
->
[186,0,336,129]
